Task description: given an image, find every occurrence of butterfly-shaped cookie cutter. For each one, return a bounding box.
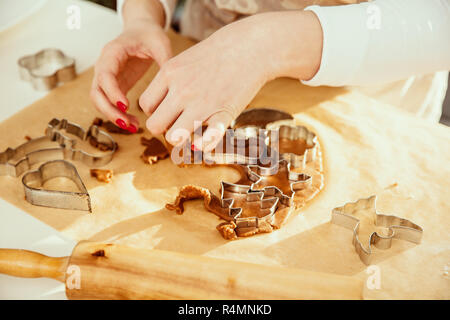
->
[18,48,76,91]
[331,195,423,265]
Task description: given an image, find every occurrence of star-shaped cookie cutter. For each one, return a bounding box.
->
[331,195,423,265]
[18,48,76,91]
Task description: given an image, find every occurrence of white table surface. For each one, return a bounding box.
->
[0,0,122,300]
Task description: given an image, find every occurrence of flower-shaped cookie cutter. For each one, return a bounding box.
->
[18,48,76,90]
[331,195,423,265]
[231,108,318,169]
[267,124,317,169]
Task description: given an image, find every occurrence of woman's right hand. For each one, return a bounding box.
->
[90,19,172,132]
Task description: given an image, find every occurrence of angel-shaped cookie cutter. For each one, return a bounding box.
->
[18,48,76,90]
[0,118,117,177]
[22,160,91,212]
[331,195,423,265]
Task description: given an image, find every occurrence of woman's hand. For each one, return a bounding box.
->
[139,11,322,150]
[90,19,172,132]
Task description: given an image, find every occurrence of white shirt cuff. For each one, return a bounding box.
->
[302,0,450,87]
[302,4,370,87]
[117,0,175,30]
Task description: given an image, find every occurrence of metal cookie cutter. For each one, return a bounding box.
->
[0,118,116,177]
[243,159,312,207]
[218,159,311,211]
[220,182,279,230]
[0,136,65,177]
[18,48,76,90]
[22,160,91,212]
[331,195,423,265]
[231,108,318,169]
[231,108,294,129]
[203,132,276,166]
[267,124,317,169]
[46,118,116,166]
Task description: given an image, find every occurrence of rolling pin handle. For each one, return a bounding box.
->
[0,249,68,282]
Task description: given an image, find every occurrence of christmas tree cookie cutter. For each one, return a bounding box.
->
[331,195,423,265]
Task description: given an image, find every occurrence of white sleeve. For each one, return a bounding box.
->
[302,0,450,87]
[117,0,177,30]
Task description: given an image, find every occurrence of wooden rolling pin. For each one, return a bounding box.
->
[0,241,363,299]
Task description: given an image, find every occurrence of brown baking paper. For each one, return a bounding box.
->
[0,31,449,299]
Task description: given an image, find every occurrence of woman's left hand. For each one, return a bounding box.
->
[139,11,323,151]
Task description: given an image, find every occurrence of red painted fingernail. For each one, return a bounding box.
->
[127,124,137,133]
[115,119,127,130]
[191,143,199,152]
[117,101,128,113]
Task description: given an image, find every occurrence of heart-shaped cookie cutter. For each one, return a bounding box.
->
[18,48,76,90]
[22,160,91,212]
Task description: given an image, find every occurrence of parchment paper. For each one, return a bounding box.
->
[0,31,449,299]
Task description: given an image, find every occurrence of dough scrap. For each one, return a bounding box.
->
[141,137,170,164]
[90,169,113,183]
